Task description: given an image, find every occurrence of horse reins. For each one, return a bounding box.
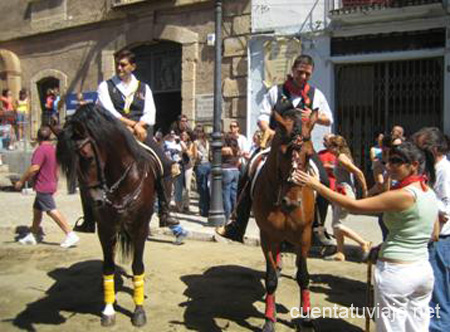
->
[76,136,146,213]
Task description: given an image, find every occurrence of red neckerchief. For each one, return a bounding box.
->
[392,174,428,191]
[284,75,311,107]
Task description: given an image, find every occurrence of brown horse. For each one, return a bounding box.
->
[55,104,159,327]
[252,108,318,331]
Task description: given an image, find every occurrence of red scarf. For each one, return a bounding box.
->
[392,174,428,191]
[284,76,311,107]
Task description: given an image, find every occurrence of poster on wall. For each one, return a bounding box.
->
[263,37,302,89]
[65,92,98,116]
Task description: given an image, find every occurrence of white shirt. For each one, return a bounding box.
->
[434,157,450,235]
[236,134,250,154]
[260,85,333,126]
[97,74,156,126]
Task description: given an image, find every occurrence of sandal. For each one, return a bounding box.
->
[324,252,345,261]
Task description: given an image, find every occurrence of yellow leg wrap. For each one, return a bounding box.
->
[133,273,145,306]
[103,274,115,305]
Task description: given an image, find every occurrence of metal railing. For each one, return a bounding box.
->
[328,0,442,13]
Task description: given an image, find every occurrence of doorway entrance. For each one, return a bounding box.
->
[131,42,182,134]
[36,77,60,125]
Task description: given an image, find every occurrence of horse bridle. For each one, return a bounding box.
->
[275,132,312,209]
[74,135,143,213]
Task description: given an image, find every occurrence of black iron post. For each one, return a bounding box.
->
[208,0,226,226]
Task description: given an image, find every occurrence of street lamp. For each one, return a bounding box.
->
[208,0,226,226]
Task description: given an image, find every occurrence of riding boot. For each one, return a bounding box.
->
[157,176,179,228]
[73,187,96,233]
[215,175,252,243]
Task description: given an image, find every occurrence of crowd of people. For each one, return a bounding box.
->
[12,49,450,331]
[0,88,30,151]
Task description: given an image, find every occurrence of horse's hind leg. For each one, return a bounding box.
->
[130,221,149,327]
[98,224,118,326]
[261,233,280,332]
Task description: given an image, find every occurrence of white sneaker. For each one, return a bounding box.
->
[60,232,80,248]
[19,233,37,245]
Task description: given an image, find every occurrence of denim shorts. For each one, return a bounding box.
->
[33,192,56,212]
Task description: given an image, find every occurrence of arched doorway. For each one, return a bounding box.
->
[30,69,67,136]
[36,77,60,125]
[0,49,21,97]
[131,42,182,134]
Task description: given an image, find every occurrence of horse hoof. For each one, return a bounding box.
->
[131,306,147,327]
[262,319,275,332]
[101,314,116,327]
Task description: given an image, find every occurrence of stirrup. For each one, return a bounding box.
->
[215,222,244,243]
[159,213,179,227]
[73,216,95,233]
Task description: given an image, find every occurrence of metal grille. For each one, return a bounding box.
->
[334,57,444,180]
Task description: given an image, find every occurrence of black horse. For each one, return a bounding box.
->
[55,104,159,327]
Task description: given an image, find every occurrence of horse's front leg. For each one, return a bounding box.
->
[295,225,315,330]
[130,218,149,327]
[261,232,280,332]
[98,222,118,327]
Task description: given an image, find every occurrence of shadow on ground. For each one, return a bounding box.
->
[174,265,364,332]
[8,260,134,331]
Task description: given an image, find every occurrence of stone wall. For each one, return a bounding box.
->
[0,0,252,134]
[222,0,251,133]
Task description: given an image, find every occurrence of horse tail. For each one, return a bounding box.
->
[117,225,133,262]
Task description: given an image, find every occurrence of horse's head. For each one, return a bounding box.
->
[272,108,319,212]
[57,104,113,205]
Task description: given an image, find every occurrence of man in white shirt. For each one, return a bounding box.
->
[217,54,334,244]
[75,50,178,232]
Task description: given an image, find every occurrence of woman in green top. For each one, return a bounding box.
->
[294,141,438,332]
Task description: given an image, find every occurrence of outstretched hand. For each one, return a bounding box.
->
[292,169,320,189]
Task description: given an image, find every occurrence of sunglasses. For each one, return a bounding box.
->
[388,156,406,165]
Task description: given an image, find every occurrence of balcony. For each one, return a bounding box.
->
[327,0,446,25]
[329,0,442,14]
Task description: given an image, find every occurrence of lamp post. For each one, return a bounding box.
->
[208,0,226,226]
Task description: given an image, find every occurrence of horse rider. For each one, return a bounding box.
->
[216,54,334,244]
[74,49,178,232]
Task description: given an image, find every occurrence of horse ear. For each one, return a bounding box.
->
[310,108,319,126]
[48,119,62,137]
[273,111,292,131]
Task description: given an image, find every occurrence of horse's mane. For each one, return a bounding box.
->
[57,103,152,188]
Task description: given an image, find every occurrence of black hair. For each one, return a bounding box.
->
[411,127,450,156]
[116,49,136,65]
[2,89,10,97]
[37,125,52,142]
[391,141,436,184]
[292,54,314,69]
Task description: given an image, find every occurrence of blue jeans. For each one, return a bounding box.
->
[429,236,450,332]
[195,163,211,217]
[222,168,239,221]
[174,169,184,205]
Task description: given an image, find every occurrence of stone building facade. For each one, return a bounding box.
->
[0,0,251,136]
